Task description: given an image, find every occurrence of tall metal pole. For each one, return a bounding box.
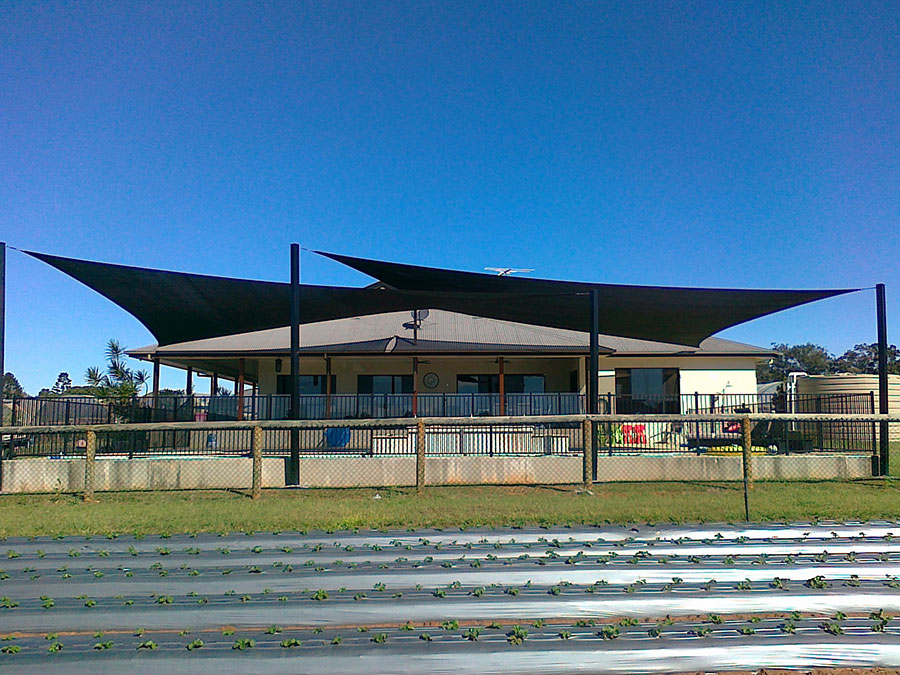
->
[589,290,599,415]
[288,243,301,485]
[0,242,5,398]
[876,283,889,475]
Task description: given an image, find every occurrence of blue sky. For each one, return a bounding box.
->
[2,1,898,394]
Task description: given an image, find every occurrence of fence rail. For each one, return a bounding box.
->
[0,413,896,501]
[2,392,874,425]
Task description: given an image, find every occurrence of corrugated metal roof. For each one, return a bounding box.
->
[130,309,773,358]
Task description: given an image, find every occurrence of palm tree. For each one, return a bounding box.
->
[85,339,150,401]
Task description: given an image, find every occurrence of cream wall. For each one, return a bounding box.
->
[256,356,582,395]
[255,354,759,397]
[596,356,760,399]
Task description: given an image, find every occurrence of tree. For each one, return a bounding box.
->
[2,372,26,398]
[756,343,835,383]
[51,372,72,395]
[85,339,149,400]
[833,343,900,375]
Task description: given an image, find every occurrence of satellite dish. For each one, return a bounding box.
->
[412,309,429,320]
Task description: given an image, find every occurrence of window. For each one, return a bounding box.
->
[276,375,335,395]
[357,375,413,394]
[456,374,545,394]
[615,368,679,413]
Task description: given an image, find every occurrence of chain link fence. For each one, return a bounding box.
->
[1,414,896,507]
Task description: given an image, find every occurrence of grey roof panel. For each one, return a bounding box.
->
[130,309,774,358]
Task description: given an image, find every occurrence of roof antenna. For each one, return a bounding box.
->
[402,309,430,343]
[484,267,534,276]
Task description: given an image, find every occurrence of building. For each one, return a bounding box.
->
[127,308,774,419]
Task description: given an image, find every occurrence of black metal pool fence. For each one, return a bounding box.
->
[1,392,876,425]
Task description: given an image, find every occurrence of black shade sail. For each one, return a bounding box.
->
[27,250,858,349]
[317,251,859,347]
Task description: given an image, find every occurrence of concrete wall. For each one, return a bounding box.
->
[594,454,872,482]
[1,452,873,493]
[0,457,286,494]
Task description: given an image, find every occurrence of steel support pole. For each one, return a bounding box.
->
[0,242,5,399]
[185,367,193,396]
[236,358,245,421]
[877,283,889,475]
[589,290,599,414]
[151,359,160,422]
[325,356,332,419]
[498,357,505,416]
[288,244,301,485]
[412,357,419,416]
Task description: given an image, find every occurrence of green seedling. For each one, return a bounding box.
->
[507,625,528,645]
[222,628,236,636]
[558,630,571,639]
[692,627,711,637]
[432,588,446,598]
[738,626,755,635]
[0,644,20,654]
[354,593,366,601]
[137,640,157,650]
[805,576,829,589]
[47,642,63,653]
[311,589,328,601]
[157,595,173,605]
[647,626,662,638]
[84,599,96,608]
[400,622,415,631]
[820,621,843,635]
[463,627,480,641]
[441,620,458,630]
[41,598,55,609]
[330,636,342,645]
[574,619,595,627]
[419,633,432,641]
[618,617,638,627]
[265,625,282,634]
[599,625,619,640]
[232,638,255,650]
[371,633,387,643]
[93,641,113,650]
[781,621,796,634]
[280,638,302,648]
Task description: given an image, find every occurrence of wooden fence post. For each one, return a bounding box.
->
[583,418,593,490]
[251,425,262,499]
[84,430,96,502]
[416,418,426,495]
[741,416,752,520]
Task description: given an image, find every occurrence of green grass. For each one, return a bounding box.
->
[1,480,899,537]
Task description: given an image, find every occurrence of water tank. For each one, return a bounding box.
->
[796,373,900,441]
